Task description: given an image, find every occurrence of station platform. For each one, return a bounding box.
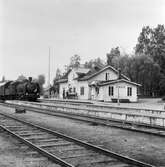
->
[41,97,165,111]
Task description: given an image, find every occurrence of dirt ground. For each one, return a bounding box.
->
[0,105,165,167]
[0,128,60,167]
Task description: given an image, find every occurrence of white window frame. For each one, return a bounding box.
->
[105,73,109,81]
[109,86,114,96]
[127,87,132,96]
[80,87,84,95]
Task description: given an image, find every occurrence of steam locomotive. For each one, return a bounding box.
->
[0,77,40,101]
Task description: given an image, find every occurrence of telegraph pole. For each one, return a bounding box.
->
[117,67,120,106]
[117,84,120,105]
[48,47,51,98]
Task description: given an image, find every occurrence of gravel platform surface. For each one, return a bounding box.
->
[0,105,165,167]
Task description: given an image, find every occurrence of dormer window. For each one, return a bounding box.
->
[105,73,109,80]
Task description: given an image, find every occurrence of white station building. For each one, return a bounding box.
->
[57,65,141,102]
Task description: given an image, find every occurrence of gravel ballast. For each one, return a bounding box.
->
[0,129,60,167]
[0,105,165,166]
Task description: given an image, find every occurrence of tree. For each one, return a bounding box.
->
[54,68,61,81]
[128,54,161,96]
[135,26,153,55]
[135,25,165,96]
[17,75,27,81]
[159,74,165,96]
[53,68,61,85]
[62,55,81,74]
[106,47,120,67]
[135,25,165,73]
[84,57,105,68]
[117,54,132,78]
[63,54,81,74]
[106,47,132,78]
[69,54,81,68]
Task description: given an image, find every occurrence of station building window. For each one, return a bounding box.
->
[80,87,84,95]
[95,87,99,94]
[62,88,66,98]
[109,86,114,96]
[127,87,132,96]
[105,73,109,81]
[73,87,76,93]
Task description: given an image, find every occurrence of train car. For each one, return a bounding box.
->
[4,81,14,100]
[0,77,40,101]
[9,81,21,100]
[16,81,27,100]
[0,81,13,100]
[0,82,6,100]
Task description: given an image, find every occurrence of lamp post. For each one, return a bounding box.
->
[117,84,120,105]
[117,68,121,106]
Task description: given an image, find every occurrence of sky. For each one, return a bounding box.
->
[0,0,165,85]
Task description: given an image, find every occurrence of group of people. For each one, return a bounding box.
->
[62,89,78,99]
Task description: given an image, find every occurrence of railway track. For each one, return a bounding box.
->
[1,101,165,137]
[0,130,59,167]
[0,111,154,167]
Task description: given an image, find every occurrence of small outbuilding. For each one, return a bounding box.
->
[90,79,141,102]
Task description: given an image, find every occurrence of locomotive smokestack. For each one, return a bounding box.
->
[29,77,32,82]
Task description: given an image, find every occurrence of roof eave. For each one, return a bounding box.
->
[99,79,141,87]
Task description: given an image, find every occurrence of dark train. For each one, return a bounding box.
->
[0,77,40,101]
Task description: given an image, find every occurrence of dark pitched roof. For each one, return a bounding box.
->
[57,67,91,83]
[56,78,68,83]
[0,81,13,87]
[57,65,130,83]
[78,65,130,81]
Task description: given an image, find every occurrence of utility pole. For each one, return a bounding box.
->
[48,47,51,98]
[117,84,120,105]
[117,67,120,106]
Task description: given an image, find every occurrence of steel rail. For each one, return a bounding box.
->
[0,111,155,167]
[1,102,165,137]
[0,125,74,167]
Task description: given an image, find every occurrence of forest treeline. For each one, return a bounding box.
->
[54,24,165,97]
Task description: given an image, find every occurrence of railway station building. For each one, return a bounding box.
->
[57,65,141,102]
